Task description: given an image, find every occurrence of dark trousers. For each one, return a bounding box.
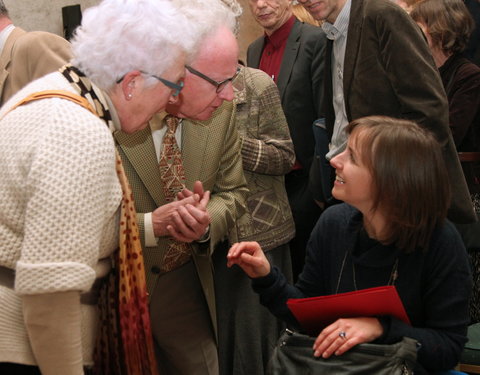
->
[0,363,93,375]
[285,169,323,281]
[0,363,41,375]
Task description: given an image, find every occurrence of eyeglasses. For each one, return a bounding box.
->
[116,72,184,97]
[185,65,240,93]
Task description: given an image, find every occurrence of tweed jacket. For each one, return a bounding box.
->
[0,27,72,106]
[247,19,326,172]
[114,101,248,335]
[323,0,476,224]
[233,66,295,251]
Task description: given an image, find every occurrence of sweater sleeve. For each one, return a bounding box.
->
[252,211,332,327]
[238,69,295,176]
[377,223,472,372]
[22,291,84,375]
[14,102,121,295]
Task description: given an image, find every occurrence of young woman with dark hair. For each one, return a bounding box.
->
[227,116,472,374]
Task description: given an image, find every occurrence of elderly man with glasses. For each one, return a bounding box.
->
[113,1,248,374]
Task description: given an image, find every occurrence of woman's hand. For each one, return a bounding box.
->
[313,317,384,358]
[227,241,271,278]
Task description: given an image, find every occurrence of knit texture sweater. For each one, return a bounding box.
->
[0,71,122,365]
[253,203,472,374]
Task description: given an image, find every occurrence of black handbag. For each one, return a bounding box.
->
[268,329,418,375]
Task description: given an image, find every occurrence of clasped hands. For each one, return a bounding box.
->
[227,241,384,359]
[152,180,211,242]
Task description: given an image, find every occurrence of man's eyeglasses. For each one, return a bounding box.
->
[185,65,240,93]
[116,72,184,97]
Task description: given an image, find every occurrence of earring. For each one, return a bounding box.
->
[127,93,132,99]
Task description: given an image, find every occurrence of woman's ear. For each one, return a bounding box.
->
[119,71,142,101]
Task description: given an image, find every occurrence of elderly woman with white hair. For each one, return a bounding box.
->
[0,0,201,374]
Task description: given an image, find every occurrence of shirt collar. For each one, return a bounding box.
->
[0,24,15,54]
[150,111,183,131]
[322,0,351,40]
[265,15,296,49]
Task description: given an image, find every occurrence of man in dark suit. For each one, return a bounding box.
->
[247,0,327,280]
[298,0,476,224]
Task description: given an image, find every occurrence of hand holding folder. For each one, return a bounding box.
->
[287,286,410,336]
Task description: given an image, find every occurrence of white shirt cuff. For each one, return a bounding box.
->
[144,212,158,247]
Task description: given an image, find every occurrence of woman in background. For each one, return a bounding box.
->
[411,0,480,323]
[411,0,480,196]
[228,116,472,374]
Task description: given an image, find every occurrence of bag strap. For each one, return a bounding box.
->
[4,90,97,117]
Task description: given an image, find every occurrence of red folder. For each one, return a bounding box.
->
[287,286,410,336]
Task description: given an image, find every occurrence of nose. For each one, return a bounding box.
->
[330,150,345,170]
[168,92,179,104]
[217,82,235,102]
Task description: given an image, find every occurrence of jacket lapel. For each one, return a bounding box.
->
[182,118,209,189]
[277,19,301,100]
[247,37,265,68]
[343,0,364,120]
[114,125,165,206]
[0,28,25,96]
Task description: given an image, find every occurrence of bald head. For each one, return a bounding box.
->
[166,25,239,121]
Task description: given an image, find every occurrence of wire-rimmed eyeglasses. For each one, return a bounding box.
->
[185,65,240,93]
[116,71,184,97]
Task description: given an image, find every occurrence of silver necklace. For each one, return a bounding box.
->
[335,249,399,294]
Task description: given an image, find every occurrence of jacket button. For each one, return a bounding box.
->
[151,266,161,274]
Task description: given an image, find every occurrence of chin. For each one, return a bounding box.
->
[331,189,342,202]
[192,108,216,121]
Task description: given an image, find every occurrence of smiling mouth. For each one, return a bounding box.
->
[335,175,345,184]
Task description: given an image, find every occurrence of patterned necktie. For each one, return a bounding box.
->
[159,115,186,201]
[159,115,192,272]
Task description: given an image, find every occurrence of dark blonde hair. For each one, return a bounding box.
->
[347,116,451,253]
[410,0,475,54]
[292,4,321,26]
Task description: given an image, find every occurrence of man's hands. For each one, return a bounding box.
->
[152,181,211,242]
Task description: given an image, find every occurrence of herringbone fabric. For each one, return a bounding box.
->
[115,101,249,338]
[159,115,192,272]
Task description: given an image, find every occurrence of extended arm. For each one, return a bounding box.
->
[238,69,295,175]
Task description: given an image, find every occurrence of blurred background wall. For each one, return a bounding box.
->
[4,0,263,62]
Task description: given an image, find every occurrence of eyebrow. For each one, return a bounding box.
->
[347,144,355,154]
